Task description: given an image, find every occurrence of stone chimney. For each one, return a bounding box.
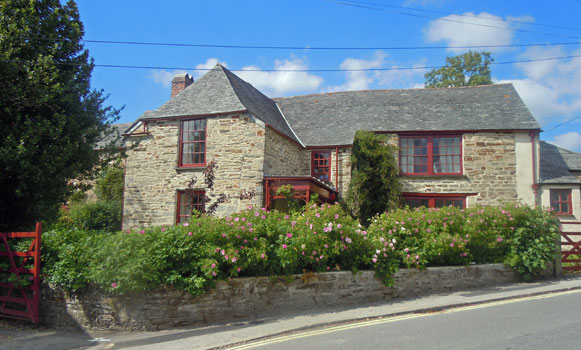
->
[171,73,194,98]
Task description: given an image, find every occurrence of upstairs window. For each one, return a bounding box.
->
[400,136,461,175]
[177,190,205,224]
[550,189,572,215]
[179,119,207,167]
[312,151,331,182]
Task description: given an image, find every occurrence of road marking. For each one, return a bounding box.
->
[88,337,111,343]
[226,289,581,350]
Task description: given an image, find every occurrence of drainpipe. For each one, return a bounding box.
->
[335,147,339,192]
[529,131,539,205]
[264,179,270,210]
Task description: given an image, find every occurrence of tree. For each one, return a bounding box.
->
[346,131,401,225]
[424,51,494,88]
[0,0,120,230]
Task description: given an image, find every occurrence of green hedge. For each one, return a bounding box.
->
[42,203,560,296]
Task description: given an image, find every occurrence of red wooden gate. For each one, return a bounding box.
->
[561,221,581,272]
[0,222,42,323]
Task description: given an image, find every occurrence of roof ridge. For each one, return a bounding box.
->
[274,83,513,101]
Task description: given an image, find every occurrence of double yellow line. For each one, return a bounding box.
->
[226,289,581,350]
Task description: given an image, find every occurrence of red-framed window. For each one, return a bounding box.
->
[403,194,466,209]
[550,189,572,215]
[179,119,207,167]
[176,190,205,224]
[400,136,462,175]
[311,151,331,182]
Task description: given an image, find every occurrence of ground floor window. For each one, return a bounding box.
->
[177,190,205,224]
[403,194,466,209]
[550,189,572,215]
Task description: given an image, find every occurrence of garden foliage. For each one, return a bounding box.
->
[0,0,121,230]
[346,131,401,225]
[42,203,560,297]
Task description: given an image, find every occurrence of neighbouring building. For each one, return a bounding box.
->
[120,63,580,229]
[539,141,581,231]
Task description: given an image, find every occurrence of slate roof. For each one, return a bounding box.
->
[135,64,539,148]
[275,84,540,147]
[95,123,132,149]
[539,141,581,184]
[140,64,299,143]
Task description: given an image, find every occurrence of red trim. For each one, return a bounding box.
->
[264,176,338,193]
[179,119,207,168]
[399,135,462,176]
[263,177,339,210]
[377,128,541,135]
[335,146,339,188]
[402,193,474,209]
[550,189,573,215]
[311,151,331,182]
[176,190,205,224]
[305,144,352,150]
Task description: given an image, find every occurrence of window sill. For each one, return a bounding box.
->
[176,166,206,172]
[399,174,468,180]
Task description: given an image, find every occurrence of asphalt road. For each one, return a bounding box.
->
[231,290,581,350]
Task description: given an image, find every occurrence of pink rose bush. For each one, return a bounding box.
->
[44,201,558,296]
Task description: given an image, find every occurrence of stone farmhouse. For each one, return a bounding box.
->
[121,63,580,229]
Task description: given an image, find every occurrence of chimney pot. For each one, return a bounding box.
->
[171,73,194,98]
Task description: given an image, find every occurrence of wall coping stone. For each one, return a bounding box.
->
[40,264,554,331]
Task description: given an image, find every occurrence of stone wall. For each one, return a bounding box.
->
[40,264,542,331]
[122,113,265,229]
[400,132,523,206]
[264,128,308,176]
[335,148,352,197]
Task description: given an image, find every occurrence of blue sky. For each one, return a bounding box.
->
[77,0,581,151]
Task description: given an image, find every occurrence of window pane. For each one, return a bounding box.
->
[405,198,429,208]
[561,203,569,213]
[433,137,460,174]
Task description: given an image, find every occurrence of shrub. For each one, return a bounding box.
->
[94,165,124,203]
[502,205,560,281]
[368,203,560,281]
[42,226,102,291]
[66,200,122,232]
[368,205,471,268]
[41,202,561,296]
[346,131,400,225]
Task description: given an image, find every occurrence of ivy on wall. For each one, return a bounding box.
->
[346,131,401,224]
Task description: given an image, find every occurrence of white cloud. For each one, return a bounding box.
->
[374,60,428,89]
[496,78,568,126]
[193,58,226,79]
[328,52,427,91]
[498,46,581,127]
[425,12,514,52]
[149,69,187,87]
[237,58,323,97]
[327,51,386,92]
[547,132,581,152]
[149,58,226,87]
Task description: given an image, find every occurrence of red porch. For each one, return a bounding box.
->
[263,176,338,211]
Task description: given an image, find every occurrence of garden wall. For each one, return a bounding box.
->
[40,264,554,331]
